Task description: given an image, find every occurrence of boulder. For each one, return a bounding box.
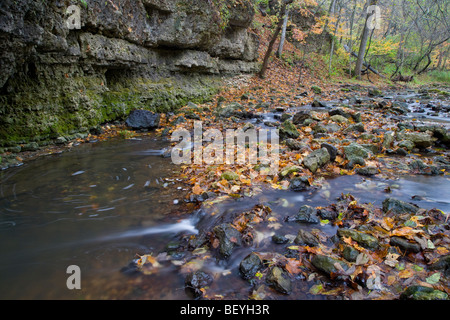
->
[328,108,353,119]
[343,143,370,161]
[344,123,365,133]
[390,236,421,253]
[400,285,448,300]
[396,131,434,149]
[430,255,450,277]
[213,223,242,258]
[239,252,263,280]
[337,228,379,250]
[289,176,311,192]
[294,205,320,224]
[125,110,160,129]
[320,143,337,162]
[292,111,312,125]
[311,254,349,277]
[382,198,420,215]
[294,229,320,247]
[279,120,300,139]
[266,266,292,294]
[284,138,307,151]
[185,270,213,298]
[302,148,330,173]
[330,115,349,124]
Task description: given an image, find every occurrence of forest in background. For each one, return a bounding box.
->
[250,0,449,84]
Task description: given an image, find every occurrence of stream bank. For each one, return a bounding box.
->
[2,81,449,300]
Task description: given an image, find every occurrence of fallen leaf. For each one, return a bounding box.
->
[398,268,414,279]
[285,258,303,275]
[426,272,441,285]
[384,253,400,267]
[192,184,204,195]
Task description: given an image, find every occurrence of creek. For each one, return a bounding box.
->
[0,90,449,299]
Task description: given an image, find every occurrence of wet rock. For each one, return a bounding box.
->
[396,131,434,149]
[289,176,311,192]
[21,142,39,152]
[337,228,379,250]
[280,165,302,178]
[361,143,379,154]
[398,140,415,151]
[344,123,365,133]
[292,111,312,125]
[317,207,337,220]
[328,108,353,119]
[320,143,337,162]
[312,123,327,134]
[390,236,421,253]
[344,143,370,161]
[185,270,213,298]
[382,131,395,149]
[294,229,320,247]
[400,285,448,300]
[355,166,379,176]
[347,156,366,169]
[213,223,242,258]
[311,254,349,277]
[430,255,450,277]
[125,110,160,129]
[272,234,289,244]
[312,100,328,108]
[279,120,300,139]
[342,246,359,262]
[266,266,292,294]
[239,252,263,280]
[284,138,307,151]
[302,148,330,173]
[390,102,409,115]
[330,115,349,124]
[221,171,239,181]
[409,159,441,175]
[382,197,420,215]
[217,102,242,118]
[294,205,320,224]
[55,137,67,145]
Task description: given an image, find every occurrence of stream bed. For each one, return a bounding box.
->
[1,87,449,300]
[1,132,449,299]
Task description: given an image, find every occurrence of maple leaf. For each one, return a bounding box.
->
[285,258,303,275]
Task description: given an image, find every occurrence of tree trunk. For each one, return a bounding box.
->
[329,2,343,75]
[319,0,337,53]
[348,0,357,78]
[276,7,290,58]
[354,0,378,80]
[259,0,293,79]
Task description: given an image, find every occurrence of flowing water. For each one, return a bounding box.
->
[1,91,449,299]
[0,135,198,299]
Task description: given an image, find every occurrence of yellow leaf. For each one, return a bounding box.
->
[398,268,414,279]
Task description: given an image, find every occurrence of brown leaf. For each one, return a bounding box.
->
[285,258,302,275]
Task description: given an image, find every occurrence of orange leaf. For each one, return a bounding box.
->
[285,258,302,275]
[192,184,204,195]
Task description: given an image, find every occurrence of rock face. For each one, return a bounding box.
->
[0,0,259,144]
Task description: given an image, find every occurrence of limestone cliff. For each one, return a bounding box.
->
[0,0,259,144]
